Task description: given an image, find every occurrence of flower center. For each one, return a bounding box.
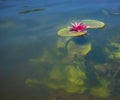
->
[68,22,87,32]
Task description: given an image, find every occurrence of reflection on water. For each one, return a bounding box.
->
[19,8,45,14]
[0,0,120,100]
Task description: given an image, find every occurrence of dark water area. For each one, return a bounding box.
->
[0,0,120,100]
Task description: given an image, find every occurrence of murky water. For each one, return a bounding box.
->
[0,0,120,100]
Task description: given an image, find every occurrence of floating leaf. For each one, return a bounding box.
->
[58,28,87,36]
[81,19,105,28]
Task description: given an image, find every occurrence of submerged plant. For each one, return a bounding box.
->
[26,62,87,94]
[47,64,87,93]
[90,78,111,98]
[105,42,120,62]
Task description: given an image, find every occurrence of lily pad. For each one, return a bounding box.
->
[81,19,105,28]
[58,28,87,36]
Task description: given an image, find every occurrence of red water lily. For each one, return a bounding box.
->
[68,22,87,32]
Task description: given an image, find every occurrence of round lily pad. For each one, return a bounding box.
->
[58,28,87,36]
[81,19,105,28]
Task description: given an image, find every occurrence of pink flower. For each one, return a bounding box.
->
[68,22,87,32]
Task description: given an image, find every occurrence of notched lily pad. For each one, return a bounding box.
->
[58,28,87,36]
[81,19,105,28]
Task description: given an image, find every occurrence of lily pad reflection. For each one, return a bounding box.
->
[67,37,91,58]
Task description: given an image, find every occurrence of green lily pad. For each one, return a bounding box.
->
[58,28,87,36]
[81,19,105,28]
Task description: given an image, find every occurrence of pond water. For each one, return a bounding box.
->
[0,0,120,100]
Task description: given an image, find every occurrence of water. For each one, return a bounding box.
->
[0,0,120,100]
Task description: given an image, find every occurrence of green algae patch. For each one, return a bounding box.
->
[47,65,87,93]
[90,78,110,98]
[30,48,55,63]
[26,79,41,87]
[90,86,110,98]
[105,42,120,62]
